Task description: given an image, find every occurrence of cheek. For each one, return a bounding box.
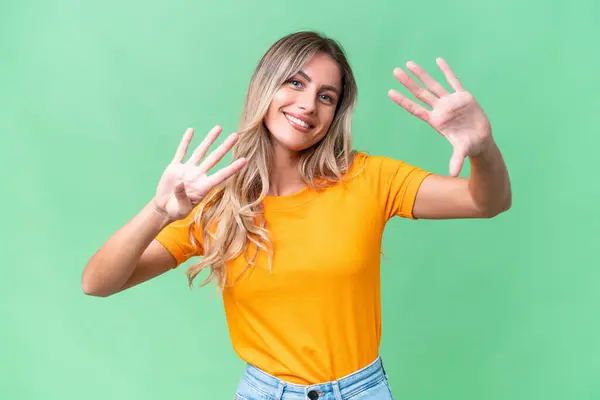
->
[271,89,292,111]
[266,90,291,125]
[319,109,337,131]
[272,90,287,105]
[265,92,283,127]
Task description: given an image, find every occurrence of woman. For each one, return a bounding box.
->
[82,31,511,399]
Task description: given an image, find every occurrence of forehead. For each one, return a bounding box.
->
[299,52,342,88]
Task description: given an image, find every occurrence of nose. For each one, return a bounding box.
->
[297,90,316,113]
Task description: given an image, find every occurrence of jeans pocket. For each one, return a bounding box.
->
[346,378,394,399]
[234,377,273,400]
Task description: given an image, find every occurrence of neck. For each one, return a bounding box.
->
[268,144,306,196]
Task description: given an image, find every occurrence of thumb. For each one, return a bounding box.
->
[449,147,465,177]
[173,181,192,209]
[174,180,187,199]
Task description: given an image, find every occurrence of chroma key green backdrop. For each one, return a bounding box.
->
[2,0,599,399]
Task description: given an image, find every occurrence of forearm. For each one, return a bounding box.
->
[81,199,173,296]
[468,138,512,217]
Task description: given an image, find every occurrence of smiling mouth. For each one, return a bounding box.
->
[283,112,314,129]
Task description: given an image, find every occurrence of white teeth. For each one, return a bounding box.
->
[285,114,310,128]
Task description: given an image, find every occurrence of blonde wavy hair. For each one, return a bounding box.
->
[186,31,359,290]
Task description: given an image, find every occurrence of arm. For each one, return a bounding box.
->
[413,138,511,219]
[81,126,247,297]
[81,200,177,297]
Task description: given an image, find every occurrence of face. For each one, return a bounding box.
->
[264,52,342,155]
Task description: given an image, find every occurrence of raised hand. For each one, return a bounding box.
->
[153,126,247,221]
[388,58,492,177]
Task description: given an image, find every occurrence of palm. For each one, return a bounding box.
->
[154,126,247,221]
[430,91,491,157]
[388,58,492,177]
[157,164,210,217]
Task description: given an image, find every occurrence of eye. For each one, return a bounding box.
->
[287,79,303,88]
[320,93,334,104]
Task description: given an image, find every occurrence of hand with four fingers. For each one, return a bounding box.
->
[388,58,493,177]
[153,126,247,221]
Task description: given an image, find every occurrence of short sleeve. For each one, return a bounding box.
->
[154,205,204,267]
[367,155,432,220]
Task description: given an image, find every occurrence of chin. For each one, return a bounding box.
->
[268,130,316,152]
[276,138,315,153]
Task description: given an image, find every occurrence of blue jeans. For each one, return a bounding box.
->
[234,356,394,399]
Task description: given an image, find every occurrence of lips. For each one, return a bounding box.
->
[283,112,314,131]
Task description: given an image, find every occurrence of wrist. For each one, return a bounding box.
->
[149,198,175,226]
[472,135,496,160]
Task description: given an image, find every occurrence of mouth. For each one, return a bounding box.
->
[283,112,314,132]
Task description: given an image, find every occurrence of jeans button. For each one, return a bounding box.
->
[307,390,319,399]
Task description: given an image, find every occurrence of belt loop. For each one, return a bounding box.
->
[275,381,285,400]
[332,380,343,400]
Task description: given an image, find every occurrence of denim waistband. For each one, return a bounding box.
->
[241,356,389,399]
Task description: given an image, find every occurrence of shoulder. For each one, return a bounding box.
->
[347,151,421,179]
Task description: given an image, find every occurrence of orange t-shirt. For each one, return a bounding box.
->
[155,152,431,384]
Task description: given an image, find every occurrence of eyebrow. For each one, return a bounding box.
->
[297,70,341,96]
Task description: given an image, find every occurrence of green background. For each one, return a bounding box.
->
[2,0,599,399]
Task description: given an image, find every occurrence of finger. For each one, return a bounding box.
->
[204,157,248,188]
[406,61,449,97]
[436,58,464,92]
[393,68,438,107]
[388,89,430,122]
[449,148,465,177]
[186,125,223,165]
[172,128,194,164]
[173,180,192,208]
[197,132,240,173]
